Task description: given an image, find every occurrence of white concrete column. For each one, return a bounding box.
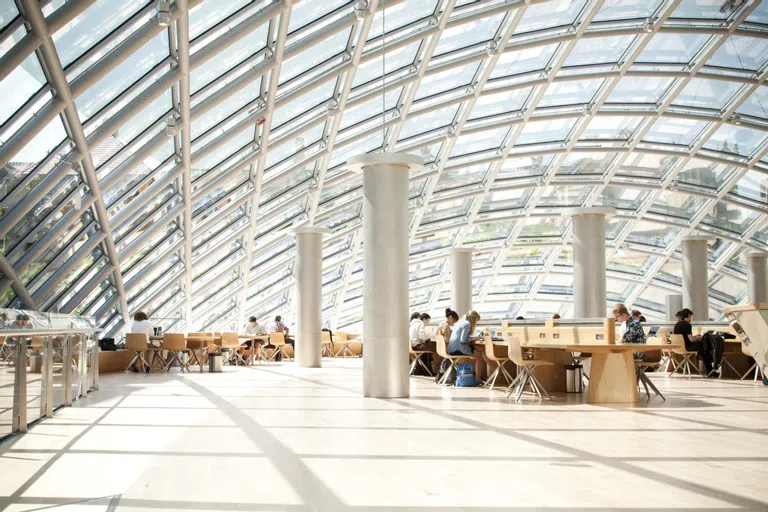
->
[451,248,474,318]
[290,226,329,368]
[747,251,768,304]
[564,207,616,318]
[348,153,423,398]
[681,236,713,319]
[666,294,683,321]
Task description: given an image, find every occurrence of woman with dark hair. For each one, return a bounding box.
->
[437,308,459,342]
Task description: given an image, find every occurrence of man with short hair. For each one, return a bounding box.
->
[674,308,711,374]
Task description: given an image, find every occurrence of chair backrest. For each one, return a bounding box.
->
[125,333,148,352]
[483,336,502,361]
[742,343,752,357]
[220,332,239,349]
[435,333,450,358]
[506,335,525,365]
[321,331,331,344]
[335,331,348,342]
[163,333,187,351]
[669,334,687,353]
[643,349,662,364]
[270,331,285,346]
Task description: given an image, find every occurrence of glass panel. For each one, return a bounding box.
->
[489,44,558,80]
[515,118,577,145]
[74,31,169,121]
[451,126,507,156]
[1,117,67,183]
[703,201,760,235]
[368,0,437,39]
[517,0,585,33]
[637,33,708,64]
[399,105,458,140]
[595,0,662,22]
[626,220,680,249]
[677,158,737,190]
[434,13,504,56]
[704,125,767,157]
[288,0,348,34]
[498,154,554,180]
[189,0,250,40]
[707,36,768,72]
[672,78,742,110]
[280,28,351,84]
[643,117,708,146]
[559,152,616,175]
[416,61,480,100]
[730,170,768,205]
[0,49,47,127]
[191,25,268,94]
[598,186,648,211]
[0,0,17,30]
[340,88,401,130]
[469,88,530,120]
[606,76,673,104]
[737,85,768,121]
[353,41,419,88]
[619,152,678,179]
[649,190,705,221]
[436,163,489,192]
[564,35,636,67]
[581,115,641,139]
[538,78,603,108]
[539,186,590,207]
[672,0,740,19]
[51,0,147,68]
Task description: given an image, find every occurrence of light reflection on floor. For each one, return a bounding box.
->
[1,358,767,511]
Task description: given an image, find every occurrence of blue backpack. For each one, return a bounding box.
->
[455,363,478,387]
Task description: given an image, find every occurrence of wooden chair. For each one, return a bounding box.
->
[219,332,247,366]
[334,331,356,358]
[669,334,701,376]
[0,336,9,362]
[163,333,190,372]
[267,332,289,362]
[482,335,513,391]
[434,334,469,386]
[505,335,553,402]
[741,344,765,382]
[125,333,150,373]
[321,331,333,357]
[409,341,434,377]
[186,333,215,367]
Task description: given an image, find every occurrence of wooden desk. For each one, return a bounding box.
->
[149,335,218,371]
[525,343,681,404]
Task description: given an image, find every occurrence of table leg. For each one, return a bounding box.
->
[587,351,639,404]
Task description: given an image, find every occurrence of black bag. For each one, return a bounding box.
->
[99,338,117,351]
[434,359,455,385]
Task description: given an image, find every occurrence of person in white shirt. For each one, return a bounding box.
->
[242,316,267,358]
[128,311,153,372]
[409,312,438,373]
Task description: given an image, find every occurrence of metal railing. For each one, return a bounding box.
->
[1,326,101,442]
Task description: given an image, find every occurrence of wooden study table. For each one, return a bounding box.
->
[524,343,682,404]
[150,335,218,372]
[238,334,268,364]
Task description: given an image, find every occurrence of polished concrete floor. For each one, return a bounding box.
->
[0,358,767,511]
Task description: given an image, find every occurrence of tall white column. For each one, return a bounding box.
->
[451,248,474,318]
[290,226,329,368]
[666,294,683,321]
[564,207,616,318]
[747,251,768,304]
[681,236,713,319]
[348,153,423,398]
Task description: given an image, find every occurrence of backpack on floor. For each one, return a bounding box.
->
[455,363,477,387]
[435,359,455,385]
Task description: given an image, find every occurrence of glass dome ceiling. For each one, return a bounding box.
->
[1,0,767,336]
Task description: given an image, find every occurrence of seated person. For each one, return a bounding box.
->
[613,303,646,359]
[272,315,293,345]
[129,311,154,371]
[674,308,711,373]
[448,310,487,381]
[242,316,267,355]
[437,308,459,342]
[410,313,437,373]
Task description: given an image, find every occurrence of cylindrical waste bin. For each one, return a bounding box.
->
[208,353,223,372]
[29,352,43,373]
[565,364,584,393]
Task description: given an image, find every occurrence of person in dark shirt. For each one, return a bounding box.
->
[673,308,710,373]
